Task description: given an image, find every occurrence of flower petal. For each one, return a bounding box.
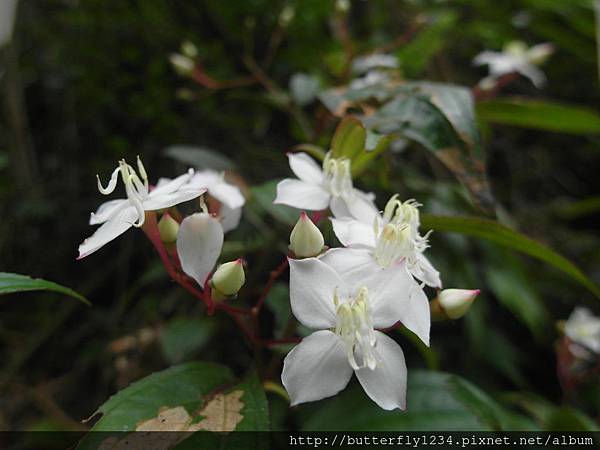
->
[355,331,407,410]
[288,152,324,184]
[219,204,242,233]
[516,63,546,88]
[395,278,431,346]
[319,247,375,288]
[209,179,245,210]
[176,213,224,286]
[77,205,138,258]
[331,218,377,248]
[274,179,330,210]
[288,257,344,329]
[143,185,206,211]
[410,253,442,288]
[149,169,194,197]
[282,330,353,406]
[344,190,379,224]
[89,199,128,225]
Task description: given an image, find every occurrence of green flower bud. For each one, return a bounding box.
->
[289,212,324,258]
[169,53,194,76]
[158,213,179,245]
[181,41,198,59]
[438,289,480,319]
[211,259,246,297]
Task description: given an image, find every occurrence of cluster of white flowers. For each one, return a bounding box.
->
[78,153,478,412]
[78,158,246,295]
[275,151,477,410]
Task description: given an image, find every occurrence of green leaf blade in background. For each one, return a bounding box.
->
[0,272,90,305]
[476,98,600,134]
[421,215,600,299]
[298,370,533,431]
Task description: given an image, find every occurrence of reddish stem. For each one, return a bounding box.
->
[472,72,520,101]
[254,257,289,314]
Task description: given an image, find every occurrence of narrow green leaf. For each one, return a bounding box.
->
[476,98,600,134]
[0,272,90,305]
[421,215,600,298]
[330,116,366,159]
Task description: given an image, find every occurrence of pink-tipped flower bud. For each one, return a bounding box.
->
[211,259,245,297]
[438,289,480,319]
[289,212,325,258]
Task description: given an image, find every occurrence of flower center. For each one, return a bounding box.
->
[96,156,150,227]
[323,153,353,197]
[372,195,430,268]
[334,286,378,370]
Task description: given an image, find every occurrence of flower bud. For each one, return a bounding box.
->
[181,41,198,59]
[211,259,245,297]
[289,212,324,258]
[158,213,179,245]
[438,289,480,319]
[169,53,194,76]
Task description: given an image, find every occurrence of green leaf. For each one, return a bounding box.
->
[396,11,459,77]
[77,363,269,449]
[330,116,366,160]
[160,317,218,364]
[164,145,236,170]
[298,370,530,431]
[484,247,552,341]
[0,272,90,305]
[476,98,600,134]
[421,215,600,298]
[250,180,298,225]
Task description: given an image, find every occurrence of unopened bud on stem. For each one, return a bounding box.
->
[437,289,480,319]
[158,213,179,245]
[211,259,246,299]
[289,212,325,258]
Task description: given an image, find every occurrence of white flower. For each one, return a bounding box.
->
[176,212,224,286]
[352,53,398,75]
[187,170,245,233]
[331,195,441,289]
[473,41,553,88]
[158,170,245,233]
[274,152,378,223]
[282,257,424,410]
[78,157,205,259]
[349,70,390,90]
[565,307,600,356]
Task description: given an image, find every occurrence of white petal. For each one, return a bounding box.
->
[209,180,245,209]
[288,152,324,184]
[150,170,194,197]
[143,185,206,211]
[288,257,344,329]
[355,331,407,410]
[176,213,223,286]
[219,204,242,233]
[77,206,138,258]
[282,330,353,406]
[319,247,376,288]
[410,253,442,288]
[472,51,500,66]
[274,179,330,211]
[331,218,377,248]
[516,63,546,88]
[397,278,431,346]
[89,199,128,225]
[329,195,351,219]
[344,190,379,224]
